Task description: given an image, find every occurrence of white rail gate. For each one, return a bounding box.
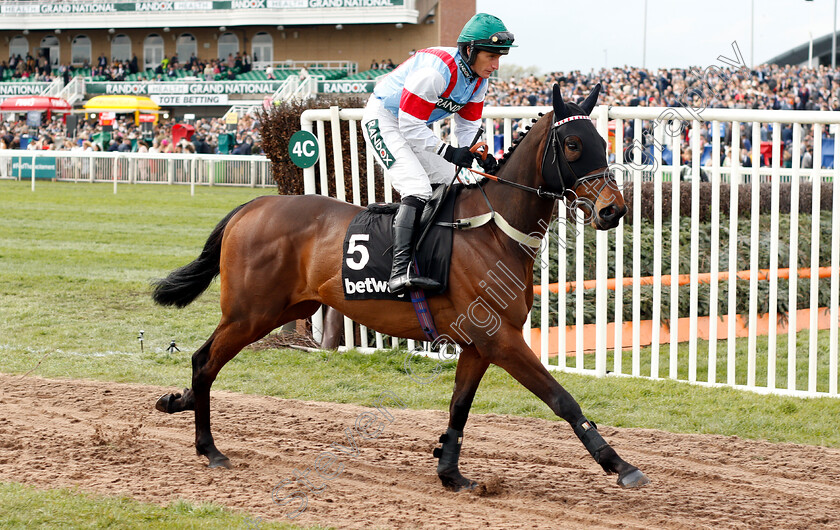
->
[0,151,274,190]
[300,105,840,399]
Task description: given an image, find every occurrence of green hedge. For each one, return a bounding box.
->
[532,212,835,326]
[260,96,390,200]
[622,182,834,224]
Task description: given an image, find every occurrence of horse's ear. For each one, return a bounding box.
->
[580,83,602,115]
[552,84,568,120]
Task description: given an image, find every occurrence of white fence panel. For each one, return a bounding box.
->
[298,105,840,398]
[0,151,273,188]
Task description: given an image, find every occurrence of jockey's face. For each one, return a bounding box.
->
[471,49,502,79]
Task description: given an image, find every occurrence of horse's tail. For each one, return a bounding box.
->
[152,201,251,308]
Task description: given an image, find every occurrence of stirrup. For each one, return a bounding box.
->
[388,273,441,294]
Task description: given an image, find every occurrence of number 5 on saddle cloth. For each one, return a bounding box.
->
[341,184,461,302]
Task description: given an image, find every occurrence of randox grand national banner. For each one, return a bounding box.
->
[86,80,378,96]
[0,0,404,14]
[86,81,286,95]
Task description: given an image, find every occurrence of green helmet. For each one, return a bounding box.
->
[457,13,516,58]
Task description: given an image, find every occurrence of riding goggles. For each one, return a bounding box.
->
[472,31,516,47]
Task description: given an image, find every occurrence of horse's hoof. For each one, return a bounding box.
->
[155,393,179,413]
[208,456,232,469]
[617,468,650,488]
[438,470,477,492]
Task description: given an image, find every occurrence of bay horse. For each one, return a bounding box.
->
[152,83,649,490]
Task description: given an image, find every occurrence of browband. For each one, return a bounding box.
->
[553,115,592,128]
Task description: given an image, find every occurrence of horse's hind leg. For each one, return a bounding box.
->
[189,320,268,468]
[155,342,206,414]
[189,301,320,468]
[434,345,489,491]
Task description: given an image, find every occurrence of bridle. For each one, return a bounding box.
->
[446,112,621,250]
[540,114,618,211]
[467,113,618,209]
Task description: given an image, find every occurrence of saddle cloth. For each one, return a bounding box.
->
[341,185,460,301]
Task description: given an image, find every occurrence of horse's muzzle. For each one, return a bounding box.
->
[595,203,627,230]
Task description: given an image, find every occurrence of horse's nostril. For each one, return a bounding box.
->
[598,204,627,224]
[600,205,616,221]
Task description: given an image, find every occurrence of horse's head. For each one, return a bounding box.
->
[541,83,626,230]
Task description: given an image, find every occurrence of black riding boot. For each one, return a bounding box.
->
[388,197,442,295]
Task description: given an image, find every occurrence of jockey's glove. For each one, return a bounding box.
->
[476,153,498,173]
[442,145,475,168]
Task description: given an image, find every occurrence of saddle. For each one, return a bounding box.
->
[342,184,460,301]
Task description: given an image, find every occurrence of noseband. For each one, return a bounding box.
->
[466,113,617,207]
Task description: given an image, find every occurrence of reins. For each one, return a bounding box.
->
[435,112,619,249]
[464,167,566,201]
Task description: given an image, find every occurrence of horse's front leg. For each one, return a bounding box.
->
[482,326,649,488]
[432,345,489,491]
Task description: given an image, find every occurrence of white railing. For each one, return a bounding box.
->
[272,60,356,74]
[292,75,319,100]
[300,105,840,399]
[221,75,319,120]
[0,150,273,190]
[40,77,64,98]
[59,76,85,105]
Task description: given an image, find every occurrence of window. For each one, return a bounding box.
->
[111,34,131,63]
[71,35,91,66]
[143,34,164,70]
[251,32,272,67]
[217,33,239,62]
[9,35,28,60]
[40,35,60,67]
[176,33,197,63]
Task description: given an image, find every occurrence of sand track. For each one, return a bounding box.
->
[1,373,838,529]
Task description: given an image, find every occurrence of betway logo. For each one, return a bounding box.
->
[345,277,389,294]
[435,97,465,113]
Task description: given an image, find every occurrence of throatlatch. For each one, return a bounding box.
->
[573,417,609,464]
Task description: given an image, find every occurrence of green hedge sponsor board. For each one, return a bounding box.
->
[0,83,52,97]
[84,80,375,97]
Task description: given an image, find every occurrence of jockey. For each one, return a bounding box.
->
[362,13,515,295]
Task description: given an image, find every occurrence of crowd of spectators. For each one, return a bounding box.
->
[486,63,840,169]
[0,113,263,155]
[4,60,840,168]
[0,52,63,83]
[88,51,255,82]
[0,49,255,84]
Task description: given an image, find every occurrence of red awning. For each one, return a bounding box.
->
[0,96,72,112]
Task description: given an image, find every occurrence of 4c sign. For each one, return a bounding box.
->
[288,130,319,168]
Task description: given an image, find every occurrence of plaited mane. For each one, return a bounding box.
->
[493,113,543,173]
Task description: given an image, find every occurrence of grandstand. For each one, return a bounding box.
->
[0,0,475,117]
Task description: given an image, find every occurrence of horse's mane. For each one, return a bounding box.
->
[494,99,592,175]
[493,113,546,174]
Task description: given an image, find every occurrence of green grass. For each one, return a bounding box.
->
[1,181,839,447]
[0,481,319,529]
[0,181,264,356]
